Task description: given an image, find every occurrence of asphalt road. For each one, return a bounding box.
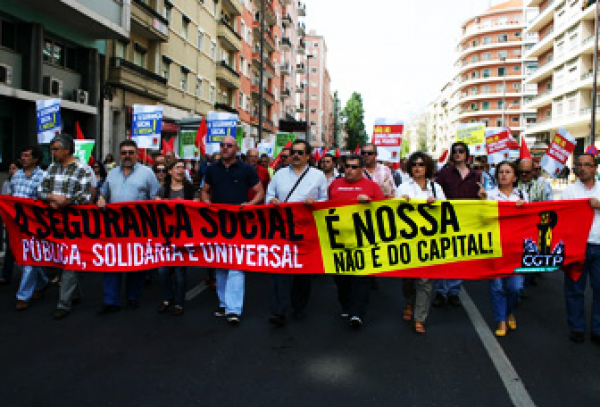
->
[0,265,599,407]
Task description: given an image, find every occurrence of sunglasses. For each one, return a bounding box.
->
[50,147,61,151]
[346,164,362,169]
[120,150,135,156]
[452,148,466,154]
[361,151,376,156]
[472,166,483,170]
[155,168,166,173]
[412,162,426,167]
[220,142,235,148]
[291,150,305,156]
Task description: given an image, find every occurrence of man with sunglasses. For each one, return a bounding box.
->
[97,140,160,315]
[561,153,600,344]
[328,154,384,328]
[532,158,553,201]
[433,141,481,308]
[38,134,93,319]
[266,140,328,326]
[202,136,264,325]
[360,143,396,198]
[245,148,270,201]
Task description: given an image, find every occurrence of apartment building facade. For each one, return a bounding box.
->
[523,0,599,156]
[428,80,461,158]
[0,0,130,169]
[455,0,538,140]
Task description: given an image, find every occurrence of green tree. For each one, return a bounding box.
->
[342,92,368,151]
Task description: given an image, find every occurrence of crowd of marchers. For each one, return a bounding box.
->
[0,133,599,345]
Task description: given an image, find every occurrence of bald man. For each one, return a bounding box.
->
[201,136,264,325]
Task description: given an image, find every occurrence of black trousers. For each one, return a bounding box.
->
[333,275,372,319]
[270,274,312,316]
[1,236,15,283]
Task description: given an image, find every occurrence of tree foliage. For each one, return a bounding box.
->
[341,92,369,151]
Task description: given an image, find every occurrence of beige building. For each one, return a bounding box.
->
[523,0,599,156]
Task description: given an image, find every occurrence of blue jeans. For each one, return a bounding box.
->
[489,276,523,322]
[564,244,600,334]
[435,279,462,296]
[103,272,145,306]
[216,269,245,315]
[16,266,48,301]
[158,266,187,307]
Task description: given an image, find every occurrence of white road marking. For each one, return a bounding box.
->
[460,289,536,407]
[185,281,209,301]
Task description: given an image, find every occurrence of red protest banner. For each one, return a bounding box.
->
[0,197,592,280]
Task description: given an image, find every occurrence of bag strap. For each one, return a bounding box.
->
[284,166,310,203]
[430,181,437,199]
[364,169,373,181]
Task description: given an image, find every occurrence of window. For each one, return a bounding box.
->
[43,38,65,66]
[115,41,125,59]
[472,54,478,62]
[513,83,520,91]
[512,117,519,123]
[496,119,503,127]
[482,101,490,110]
[182,17,189,40]
[198,29,204,50]
[497,84,505,93]
[196,78,203,98]
[161,59,170,80]
[483,85,491,94]
[498,34,508,42]
[312,68,317,73]
[483,52,491,61]
[472,39,478,47]
[498,100,504,109]
[514,65,520,71]
[133,48,145,67]
[164,5,171,23]
[213,1,218,16]
[471,102,478,110]
[180,68,188,91]
[483,36,491,44]
[210,40,216,59]
[1,19,16,50]
[210,84,216,103]
[471,86,478,95]
[498,50,507,60]
[483,68,491,78]
[239,91,244,108]
[498,67,506,76]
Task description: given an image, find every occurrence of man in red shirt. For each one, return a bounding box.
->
[246,148,270,201]
[328,154,385,328]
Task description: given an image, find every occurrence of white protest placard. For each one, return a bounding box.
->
[485,129,510,164]
[540,128,576,178]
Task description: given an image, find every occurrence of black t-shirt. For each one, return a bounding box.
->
[204,159,259,204]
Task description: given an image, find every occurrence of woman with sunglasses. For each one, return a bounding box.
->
[155,159,200,316]
[481,161,527,337]
[91,162,107,203]
[395,152,446,334]
[153,163,167,186]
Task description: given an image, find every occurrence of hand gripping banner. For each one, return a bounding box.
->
[0,196,593,279]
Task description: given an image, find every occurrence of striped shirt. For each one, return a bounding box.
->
[38,159,93,204]
[9,167,45,199]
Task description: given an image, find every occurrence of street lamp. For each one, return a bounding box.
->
[590,0,599,146]
[306,53,314,142]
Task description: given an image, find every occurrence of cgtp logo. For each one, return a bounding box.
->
[516,211,565,273]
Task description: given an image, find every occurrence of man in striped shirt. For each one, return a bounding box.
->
[38,134,93,319]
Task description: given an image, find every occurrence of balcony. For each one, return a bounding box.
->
[297,40,306,54]
[296,103,305,113]
[251,85,274,105]
[282,14,292,28]
[215,102,239,114]
[221,0,243,16]
[281,63,291,75]
[525,26,554,58]
[297,2,306,17]
[282,36,292,50]
[296,63,305,73]
[108,57,167,100]
[296,84,305,93]
[281,88,291,98]
[457,39,524,62]
[460,20,525,42]
[458,58,521,75]
[526,0,556,33]
[297,22,305,36]
[131,0,169,41]
[252,22,276,52]
[218,19,242,51]
[216,61,241,89]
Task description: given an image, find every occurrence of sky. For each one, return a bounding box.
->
[302,0,508,131]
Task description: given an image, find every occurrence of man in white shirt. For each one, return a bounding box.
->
[266,140,328,326]
[561,153,600,344]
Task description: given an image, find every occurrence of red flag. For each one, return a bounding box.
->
[75,121,85,140]
[519,135,532,159]
[138,148,155,166]
[354,145,360,154]
[270,140,293,170]
[438,149,448,163]
[75,121,95,165]
[335,149,340,158]
[195,117,207,157]
[162,138,174,153]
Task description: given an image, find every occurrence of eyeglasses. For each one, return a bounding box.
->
[412,162,426,167]
[280,155,290,159]
[220,142,235,148]
[291,150,305,156]
[50,147,61,151]
[452,148,466,154]
[472,166,483,170]
[346,164,362,169]
[575,163,596,168]
[120,150,135,156]
[361,151,376,156]
[155,168,166,173]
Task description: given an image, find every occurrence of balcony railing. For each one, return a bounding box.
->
[133,0,169,26]
[215,102,238,114]
[110,57,167,84]
[220,18,242,40]
[218,60,240,77]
